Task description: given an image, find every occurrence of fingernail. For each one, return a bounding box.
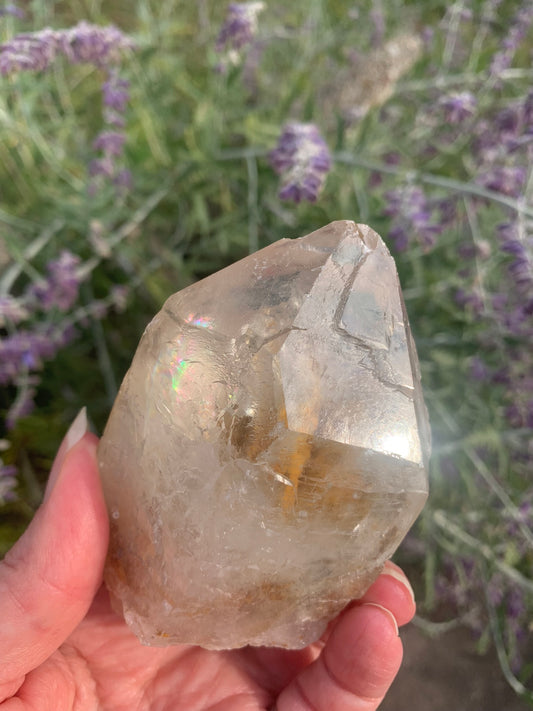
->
[361,602,399,636]
[382,565,415,604]
[44,407,88,503]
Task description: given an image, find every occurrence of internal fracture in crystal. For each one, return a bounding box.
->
[98,220,430,650]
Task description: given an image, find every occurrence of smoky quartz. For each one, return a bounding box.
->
[98,221,430,649]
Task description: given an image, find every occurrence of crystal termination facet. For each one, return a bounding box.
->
[98,221,430,650]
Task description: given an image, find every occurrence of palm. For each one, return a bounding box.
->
[63,586,318,710]
[1,436,415,711]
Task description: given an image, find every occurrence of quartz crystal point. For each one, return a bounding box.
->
[98,221,430,650]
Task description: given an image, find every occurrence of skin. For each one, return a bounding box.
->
[0,433,416,710]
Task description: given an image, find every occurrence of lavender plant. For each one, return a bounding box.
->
[270,122,331,203]
[0,0,532,701]
[215,1,265,72]
[0,14,135,504]
[352,3,533,691]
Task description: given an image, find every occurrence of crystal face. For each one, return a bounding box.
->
[98,221,430,650]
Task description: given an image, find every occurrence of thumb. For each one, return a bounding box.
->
[0,410,109,701]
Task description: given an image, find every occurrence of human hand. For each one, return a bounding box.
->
[0,410,416,710]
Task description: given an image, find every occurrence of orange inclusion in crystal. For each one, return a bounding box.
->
[280,438,312,511]
[278,378,320,512]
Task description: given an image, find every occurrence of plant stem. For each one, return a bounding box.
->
[246,155,259,253]
[482,564,533,701]
[433,510,533,594]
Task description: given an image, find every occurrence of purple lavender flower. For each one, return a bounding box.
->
[113,168,132,191]
[89,158,132,193]
[58,21,134,67]
[439,91,476,124]
[490,3,533,78]
[216,2,264,70]
[91,71,131,192]
[505,402,530,429]
[88,156,114,179]
[454,287,484,315]
[388,224,409,251]
[0,459,17,502]
[495,105,522,141]
[0,318,78,425]
[384,185,443,251]
[270,122,331,203]
[474,94,533,166]
[0,439,17,476]
[478,166,527,198]
[102,71,130,114]
[216,2,264,52]
[0,28,60,75]
[0,333,33,383]
[30,250,81,312]
[0,3,24,19]
[0,462,17,478]
[507,588,526,622]
[497,222,532,294]
[93,130,126,157]
[0,295,29,326]
[0,331,52,383]
[0,22,133,76]
[0,22,134,192]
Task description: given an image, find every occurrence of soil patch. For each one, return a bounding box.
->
[381,623,530,710]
